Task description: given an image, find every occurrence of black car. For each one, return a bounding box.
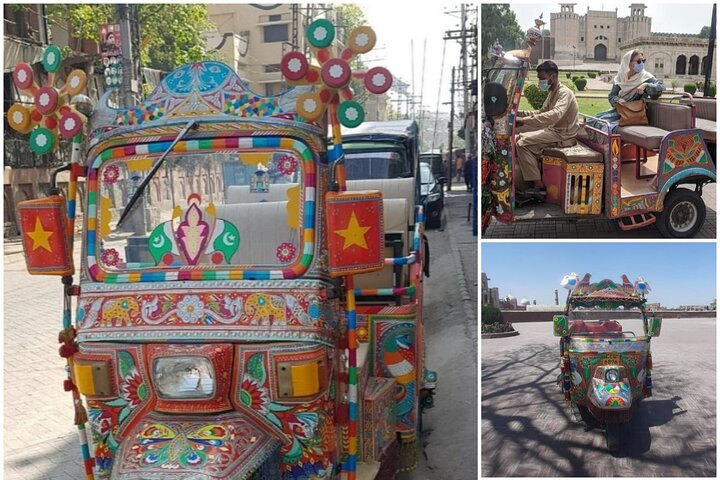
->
[420,162,444,229]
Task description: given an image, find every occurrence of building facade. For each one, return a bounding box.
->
[549,2,715,82]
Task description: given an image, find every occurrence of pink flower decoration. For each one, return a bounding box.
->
[101,248,120,267]
[276,242,297,263]
[103,165,121,185]
[277,154,298,176]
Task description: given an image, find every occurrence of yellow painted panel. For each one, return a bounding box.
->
[73,363,96,396]
[291,362,320,397]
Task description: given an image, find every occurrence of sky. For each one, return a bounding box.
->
[481,243,717,307]
[507,2,715,36]
[361,3,475,115]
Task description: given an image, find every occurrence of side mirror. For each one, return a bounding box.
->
[647,317,662,337]
[325,190,385,278]
[483,82,508,117]
[553,315,569,337]
[438,176,447,185]
[17,195,74,276]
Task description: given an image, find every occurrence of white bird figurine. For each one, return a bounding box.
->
[561,272,580,291]
[634,277,651,296]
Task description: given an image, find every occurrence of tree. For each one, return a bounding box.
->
[699,25,711,38]
[481,4,524,64]
[335,4,371,107]
[42,5,214,72]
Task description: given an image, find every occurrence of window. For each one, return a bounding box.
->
[265,82,285,96]
[268,14,282,21]
[594,25,597,28]
[600,25,604,29]
[263,24,288,43]
[264,64,281,73]
[581,36,584,41]
[618,38,621,42]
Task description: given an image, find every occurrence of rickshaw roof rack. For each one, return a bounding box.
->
[90,61,319,135]
[338,119,418,139]
[569,274,647,306]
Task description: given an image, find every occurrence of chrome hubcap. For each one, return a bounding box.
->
[669,200,698,233]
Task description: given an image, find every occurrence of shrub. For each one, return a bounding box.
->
[566,72,571,78]
[588,72,596,78]
[572,75,580,82]
[574,78,588,91]
[684,83,697,94]
[523,83,548,109]
[481,322,515,334]
[671,79,679,89]
[481,305,504,324]
[561,80,577,92]
[707,82,716,97]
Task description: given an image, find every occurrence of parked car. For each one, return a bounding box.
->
[420,162,444,229]
[420,149,447,183]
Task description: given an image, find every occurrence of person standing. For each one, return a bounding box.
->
[455,153,465,182]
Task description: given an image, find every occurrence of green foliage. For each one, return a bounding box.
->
[707,82,717,97]
[562,80,577,92]
[523,83,547,109]
[566,72,571,79]
[481,305,504,324]
[44,5,214,72]
[572,75,579,82]
[574,78,587,91]
[671,79,679,89]
[481,322,515,334]
[684,83,698,94]
[481,4,524,63]
[699,25,711,38]
[587,72,596,78]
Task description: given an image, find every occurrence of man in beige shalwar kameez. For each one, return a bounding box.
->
[516,61,579,198]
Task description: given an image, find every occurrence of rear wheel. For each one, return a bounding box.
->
[657,188,706,238]
[606,422,621,452]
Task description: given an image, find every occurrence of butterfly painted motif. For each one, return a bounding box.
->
[136,423,229,469]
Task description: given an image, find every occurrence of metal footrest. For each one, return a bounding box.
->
[618,212,656,231]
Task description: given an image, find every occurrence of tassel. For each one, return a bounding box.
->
[74,397,88,425]
[64,379,74,392]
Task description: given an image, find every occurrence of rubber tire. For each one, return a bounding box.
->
[656,188,706,238]
[606,422,621,452]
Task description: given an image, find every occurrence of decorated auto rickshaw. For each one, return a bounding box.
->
[481,19,716,237]
[553,273,661,451]
[11,20,434,479]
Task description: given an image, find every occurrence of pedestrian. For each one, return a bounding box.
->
[464,154,475,191]
[455,153,464,182]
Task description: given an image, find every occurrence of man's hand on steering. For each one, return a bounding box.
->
[516,118,524,127]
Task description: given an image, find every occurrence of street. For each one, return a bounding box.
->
[481,319,716,476]
[3,187,478,480]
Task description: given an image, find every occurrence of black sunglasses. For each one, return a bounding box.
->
[636,58,646,64]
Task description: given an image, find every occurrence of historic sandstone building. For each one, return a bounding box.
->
[549,3,715,80]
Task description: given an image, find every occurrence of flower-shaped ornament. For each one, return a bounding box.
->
[280,19,392,128]
[7,44,88,154]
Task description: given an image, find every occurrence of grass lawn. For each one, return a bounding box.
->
[519,95,610,117]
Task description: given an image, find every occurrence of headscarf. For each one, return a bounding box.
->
[613,50,654,99]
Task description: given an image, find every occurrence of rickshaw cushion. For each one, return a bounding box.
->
[695,118,716,143]
[647,101,693,132]
[569,320,622,336]
[616,125,667,151]
[542,143,602,164]
[681,97,716,121]
[347,178,415,227]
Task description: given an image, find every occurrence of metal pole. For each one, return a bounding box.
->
[703,4,716,96]
[118,4,134,108]
[447,67,455,191]
[461,4,470,161]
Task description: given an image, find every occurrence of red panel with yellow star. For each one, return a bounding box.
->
[326,191,384,278]
[18,195,74,276]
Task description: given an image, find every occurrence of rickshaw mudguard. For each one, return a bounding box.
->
[110,411,282,479]
[587,378,633,410]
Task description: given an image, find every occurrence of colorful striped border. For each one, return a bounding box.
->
[86,135,317,283]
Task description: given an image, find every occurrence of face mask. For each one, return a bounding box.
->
[633,62,645,73]
[539,79,550,91]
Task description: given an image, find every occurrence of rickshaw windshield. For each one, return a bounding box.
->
[485,56,523,102]
[92,144,308,272]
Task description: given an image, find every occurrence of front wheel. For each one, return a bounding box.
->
[656,188,706,238]
[606,422,621,452]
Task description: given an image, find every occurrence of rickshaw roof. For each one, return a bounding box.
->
[90,61,320,136]
[339,120,418,140]
[569,274,646,309]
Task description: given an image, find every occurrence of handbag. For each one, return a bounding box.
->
[616,99,648,126]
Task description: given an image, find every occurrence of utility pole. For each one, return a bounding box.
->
[447,66,455,191]
[118,4,135,108]
[461,4,471,161]
[36,4,48,45]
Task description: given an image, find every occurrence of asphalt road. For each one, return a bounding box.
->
[481,319,716,476]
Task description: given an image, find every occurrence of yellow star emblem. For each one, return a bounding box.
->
[26,216,53,252]
[334,211,371,250]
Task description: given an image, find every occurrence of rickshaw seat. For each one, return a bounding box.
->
[618,101,693,151]
[542,144,602,164]
[569,320,622,337]
[226,183,297,204]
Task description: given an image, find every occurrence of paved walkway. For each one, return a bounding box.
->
[484,183,716,239]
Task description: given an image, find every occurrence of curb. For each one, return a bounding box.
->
[481,330,520,339]
[447,198,478,343]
